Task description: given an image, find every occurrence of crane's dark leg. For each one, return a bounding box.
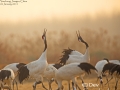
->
[71,81,81,90]
[49,79,54,84]
[115,79,119,90]
[105,76,110,90]
[49,79,54,90]
[68,81,70,90]
[98,76,103,90]
[80,76,87,90]
[96,77,99,83]
[15,80,18,90]
[72,82,74,90]
[15,81,18,90]
[41,82,48,90]
[76,84,81,90]
[105,76,113,85]
[13,79,18,90]
[12,80,14,90]
[33,81,48,90]
[33,81,41,90]
[48,82,52,90]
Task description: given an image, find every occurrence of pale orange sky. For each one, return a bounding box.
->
[0,0,120,22]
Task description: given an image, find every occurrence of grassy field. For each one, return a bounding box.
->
[14,77,119,90]
[0,29,120,66]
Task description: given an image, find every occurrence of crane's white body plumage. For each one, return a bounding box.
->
[38,64,61,90]
[55,63,83,90]
[66,48,90,64]
[109,60,120,65]
[70,50,83,56]
[55,62,97,90]
[56,63,84,80]
[3,63,19,73]
[95,60,108,77]
[27,50,48,79]
[43,64,57,80]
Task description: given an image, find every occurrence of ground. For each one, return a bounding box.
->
[13,77,119,90]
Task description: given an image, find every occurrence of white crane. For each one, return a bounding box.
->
[3,63,26,90]
[55,62,97,90]
[17,29,48,90]
[58,31,90,89]
[43,64,57,90]
[0,68,15,90]
[109,64,120,90]
[59,30,90,65]
[38,63,63,90]
[95,58,120,89]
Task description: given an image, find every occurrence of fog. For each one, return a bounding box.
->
[0,12,120,36]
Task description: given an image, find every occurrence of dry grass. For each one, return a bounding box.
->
[0,29,120,67]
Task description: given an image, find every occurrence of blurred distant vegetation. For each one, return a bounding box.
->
[0,29,120,68]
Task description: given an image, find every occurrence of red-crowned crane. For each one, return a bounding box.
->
[17,29,48,90]
[38,63,63,90]
[59,30,90,65]
[102,62,118,90]
[45,63,64,90]
[43,64,58,90]
[109,64,120,90]
[58,31,90,89]
[95,58,120,90]
[0,68,15,90]
[55,62,97,90]
[3,63,26,90]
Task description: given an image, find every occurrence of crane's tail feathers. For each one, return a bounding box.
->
[17,66,29,83]
[110,65,120,76]
[78,62,98,75]
[59,48,73,65]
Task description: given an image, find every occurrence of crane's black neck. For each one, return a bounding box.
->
[43,39,47,52]
[82,41,89,49]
